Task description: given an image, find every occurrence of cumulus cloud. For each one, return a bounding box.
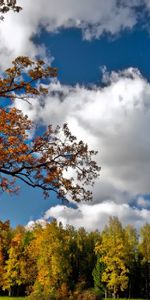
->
[28,201,150,232]
[0,0,150,67]
[16,67,150,230]
[16,68,150,197]
[26,199,150,231]
[26,218,47,230]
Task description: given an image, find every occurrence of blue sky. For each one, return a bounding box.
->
[1,0,150,230]
[33,26,150,85]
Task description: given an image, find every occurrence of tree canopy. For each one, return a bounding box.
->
[0,218,147,299]
[0,0,100,201]
[0,56,100,201]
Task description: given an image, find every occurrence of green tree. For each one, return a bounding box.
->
[139,223,150,299]
[92,255,105,296]
[67,227,98,292]
[124,224,139,298]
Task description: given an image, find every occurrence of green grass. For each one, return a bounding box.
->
[0,297,146,300]
[0,298,25,299]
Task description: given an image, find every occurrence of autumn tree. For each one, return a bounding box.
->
[0,220,12,292]
[3,226,34,297]
[29,221,72,299]
[3,227,25,296]
[95,217,129,298]
[0,0,100,203]
[0,0,22,20]
[0,56,100,201]
[0,217,149,298]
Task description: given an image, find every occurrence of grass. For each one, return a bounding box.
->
[0,297,146,300]
[0,298,25,299]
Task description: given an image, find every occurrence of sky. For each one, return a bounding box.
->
[1,0,150,230]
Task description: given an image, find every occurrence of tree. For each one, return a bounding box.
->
[92,256,105,297]
[0,0,22,20]
[0,56,100,201]
[139,223,150,299]
[73,228,98,290]
[95,217,129,298]
[124,225,139,298]
[29,221,72,299]
[3,226,34,297]
[0,2,100,202]
[0,221,12,292]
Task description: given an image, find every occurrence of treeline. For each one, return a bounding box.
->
[0,217,149,299]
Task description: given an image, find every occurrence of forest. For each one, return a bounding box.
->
[0,217,149,299]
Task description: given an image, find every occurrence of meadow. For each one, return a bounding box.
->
[0,297,26,300]
[0,298,146,300]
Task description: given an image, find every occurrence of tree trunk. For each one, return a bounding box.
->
[8,287,12,297]
[145,262,150,299]
[128,279,131,299]
[113,286,117,298]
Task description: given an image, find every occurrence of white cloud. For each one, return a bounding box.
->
[0,0,150,67]
[26,218,47,230]
[16,68,150,197]
[17,67,150,230]
[42,201,150,231]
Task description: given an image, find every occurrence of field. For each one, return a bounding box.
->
[0,297,26,299]
[0,297,145,300]
[0,298,146,300]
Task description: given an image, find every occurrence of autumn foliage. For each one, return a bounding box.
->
[0,219,148,299]
[0,0,22,20]
[0,1,100,200]
[0,56,100,200]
